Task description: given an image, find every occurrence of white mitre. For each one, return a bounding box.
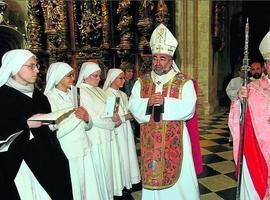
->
[150,23,178,56]
[259,30,270,60]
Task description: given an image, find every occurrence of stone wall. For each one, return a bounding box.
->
[175,0,218,115]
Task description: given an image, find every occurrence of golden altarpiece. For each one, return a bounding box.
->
[25,0,175,84]
[0,0,232,114]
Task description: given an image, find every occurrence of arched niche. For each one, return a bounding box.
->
[0,25,25,65]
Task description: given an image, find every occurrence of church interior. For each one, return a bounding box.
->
[1,0,270,199]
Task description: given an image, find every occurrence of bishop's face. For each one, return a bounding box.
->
[152,54,173,75]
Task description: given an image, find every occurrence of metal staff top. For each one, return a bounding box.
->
[242,18,250,87]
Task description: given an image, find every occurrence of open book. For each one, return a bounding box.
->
[0,130,23,152]
[28,107,75,124]
[104,96,120,118]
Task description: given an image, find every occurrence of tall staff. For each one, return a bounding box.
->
[236,18,250,200]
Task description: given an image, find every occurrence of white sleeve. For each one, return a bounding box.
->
[128,80,151,123]
[46,94,83,138]
[119,92,129,123]
[91,115,115,130]
[83,115,93,131]
[80,88,115,130]
[163,80,196,121]
[56,113,82,138]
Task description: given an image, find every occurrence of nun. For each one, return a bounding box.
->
[44,62,102,200]
[76,62,123,200]
[103,69,141,199]
[0,49,73,199]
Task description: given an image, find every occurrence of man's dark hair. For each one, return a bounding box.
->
[120,61,135,72]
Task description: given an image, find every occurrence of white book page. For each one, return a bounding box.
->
[0,130,24,152]
[104,96,116,118]
[28,107,74,124]
[71,85,80,108]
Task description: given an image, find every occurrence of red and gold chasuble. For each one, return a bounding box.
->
[139,73,187,189]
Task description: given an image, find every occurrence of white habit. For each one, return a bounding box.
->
[79,83,117,200]
[46,87,102,200]
[104,87,141,189]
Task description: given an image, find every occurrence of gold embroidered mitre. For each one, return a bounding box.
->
[149,24,178,56]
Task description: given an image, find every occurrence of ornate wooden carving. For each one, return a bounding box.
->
[116,0,133,58]
[155,0,169,26]
[24,0,174,76]
[78,1,102,49]
[40,0,68,61]
[101,0,110,49]
[27,0,42,51]
[137,0,154,51]
[0,1,6,24]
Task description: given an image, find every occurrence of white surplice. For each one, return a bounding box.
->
[226,76,243,101]
[128,70,200,200]
[79,83,121,200]
[105,87,141,189]
[46,87,102,200]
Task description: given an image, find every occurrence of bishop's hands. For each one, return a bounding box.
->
[148,93,164,106]
[75,106,89,123]
[238,86,248,100]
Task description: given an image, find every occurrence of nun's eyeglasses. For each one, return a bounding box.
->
[90,74,101,79]
[23,64,40,70]
[65,73,75,78]
[116,77,125,80]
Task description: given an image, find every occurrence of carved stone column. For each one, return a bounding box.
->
[176,0,218,114]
